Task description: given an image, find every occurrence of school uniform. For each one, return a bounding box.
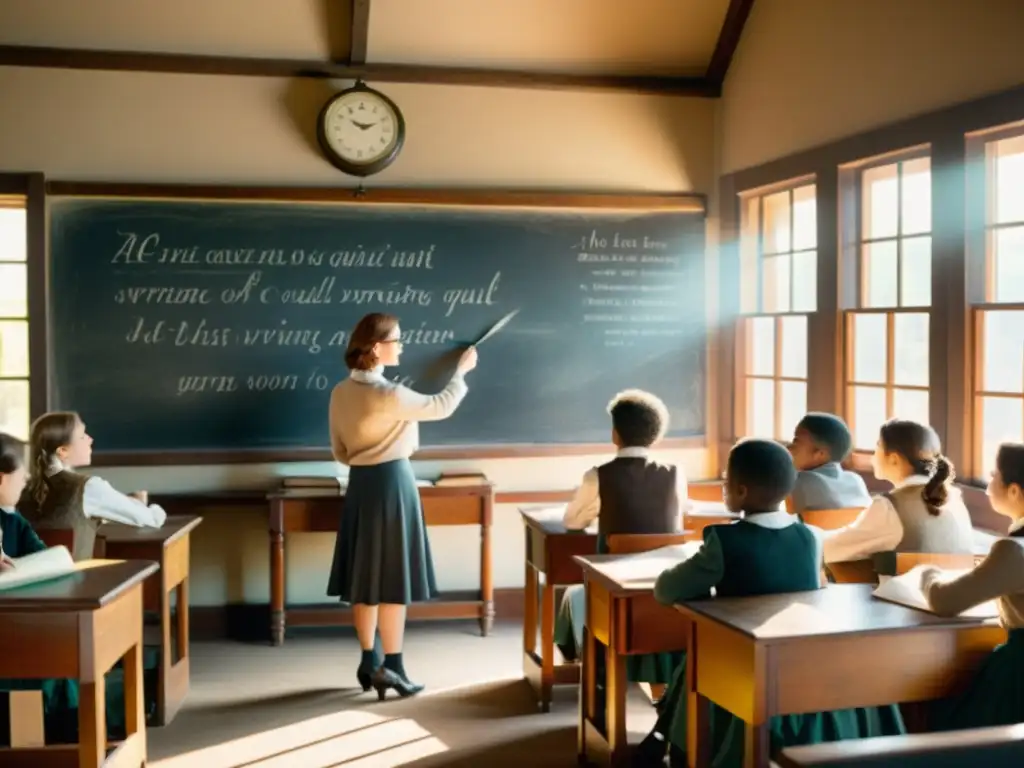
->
[326,365,467,605]
[922,520,1024,729]
[0,508,158,746]
[17,462,167,560]
[822,475,974,564]
[790,462,871,515]
[554,448,688,683]
[651,511,905,767]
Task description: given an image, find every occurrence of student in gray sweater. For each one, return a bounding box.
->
[788,412,871,515]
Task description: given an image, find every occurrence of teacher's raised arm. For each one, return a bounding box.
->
[325,312,477,701]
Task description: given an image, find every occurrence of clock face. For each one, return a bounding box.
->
[320,90,402,169]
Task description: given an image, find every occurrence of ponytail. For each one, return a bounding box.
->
[922,454,954,516]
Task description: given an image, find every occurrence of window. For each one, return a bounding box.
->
[973,133,1024,476]
[0,199,29,440]
[845,156,932,450]
[736,183,816,440]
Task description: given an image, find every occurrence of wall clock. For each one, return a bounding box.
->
[316,81,406,177]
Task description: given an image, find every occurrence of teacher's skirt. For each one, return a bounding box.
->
[327,458,439,606]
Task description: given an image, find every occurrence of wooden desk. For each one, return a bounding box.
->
[268,484,494,645]
[683,505,740,538]
[520,507,598,711]
[678,584,1006,768]
[775,724,1024,767]
[576,549,695,766]
[0,559,158,768]
[98,515,202,726]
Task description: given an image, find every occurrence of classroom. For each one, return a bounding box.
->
[1,0,1024,766]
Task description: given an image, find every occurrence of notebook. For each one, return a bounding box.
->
[0,546,76,592]
[872,564,999,619]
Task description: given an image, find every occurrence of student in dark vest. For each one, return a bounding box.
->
[18,412,166,561]
[919,442,1024,730]
[554,389,689,693]
[822,419,974,566]
[636,438,905,768]
[788,412,871,515]
[0,431,157,746]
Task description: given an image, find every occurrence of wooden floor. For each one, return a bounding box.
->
[148,620,658,767]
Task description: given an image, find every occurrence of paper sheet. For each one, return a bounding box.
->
[872,564,998,618]
[0,546,76,592]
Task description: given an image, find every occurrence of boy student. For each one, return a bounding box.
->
[554,389,689,687]
[637,438,903,768]
[788,412,870,515]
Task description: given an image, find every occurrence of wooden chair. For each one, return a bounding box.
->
[7,691,44,748]
[34,528,106,558]
[893,552,981,574]
[799,507,864,530]
[687,482,722,502]
[831,551,981,584]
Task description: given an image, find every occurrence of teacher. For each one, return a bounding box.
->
[326,312,477,700]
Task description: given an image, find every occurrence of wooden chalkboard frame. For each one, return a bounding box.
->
[41,181,710,466]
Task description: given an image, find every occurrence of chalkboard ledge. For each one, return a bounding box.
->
[88,437,705,467]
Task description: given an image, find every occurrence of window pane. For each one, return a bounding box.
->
[979,396,1024,478]
[780,381,807,441]
[994,135,1024,225]
[851,313,887,383]
[0,321,29,377]
[791,250,817,312]
[792,184,817,250]
[0,379,29,440]
[893,313,929,387]
[0,208,26,262]
[740,195,761,313]
[763,190,791,255]
[862,241,898,307]
[893,387,929,425]
[993,225,1024,303]
[780,315,807,379]
[851,386,887,450]
[0,264,27,318]
[981,310,1024,393]
[901,157,931,236]
[863,163,899,240]
[900,236,932,306]
[748,316,775,376]
[748,378,775,438]
[762,254,791,312]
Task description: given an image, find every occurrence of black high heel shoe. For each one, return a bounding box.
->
[371,667,425,700]
[356,663,373,692]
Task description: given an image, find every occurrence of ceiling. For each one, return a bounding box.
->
[0,0,753,95]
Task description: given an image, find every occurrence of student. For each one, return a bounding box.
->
[18,412,166,560]
[788,412,871,515]
[0,432,46,568]
[822,419,974,565]
[555,389,690,687]
[638,438,904,768]
[918,442,1024,730]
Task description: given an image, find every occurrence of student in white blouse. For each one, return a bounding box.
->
[18,412,165,560]
[822,419,974,564]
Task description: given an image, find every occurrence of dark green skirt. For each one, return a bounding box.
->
[930,627,1024,730]
[327,458,438,606]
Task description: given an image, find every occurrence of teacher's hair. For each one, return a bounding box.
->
[346,312,400,371]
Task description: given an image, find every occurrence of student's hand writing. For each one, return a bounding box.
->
[457,346,478,374]
[0,553,16,572]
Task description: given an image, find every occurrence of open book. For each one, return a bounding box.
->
[872,564,999,619]
[0,546,76,592]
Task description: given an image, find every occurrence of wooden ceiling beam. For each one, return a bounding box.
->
[705,0,755,89]
[0,45,719,96]
[348,0,371,66]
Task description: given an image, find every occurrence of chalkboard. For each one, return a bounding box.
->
[48,194,706,459]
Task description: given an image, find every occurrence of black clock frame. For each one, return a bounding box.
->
[316,81,406,178]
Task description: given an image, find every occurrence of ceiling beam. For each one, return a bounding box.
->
[705,0,755,89]
[0,45,719,96]
[349,0,371,66]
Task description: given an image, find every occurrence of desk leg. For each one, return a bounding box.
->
[270,531,285,646]
[539,581,555,712]
[744,723,770,768]
[77,675,107,768]
[687,622,712,768]
[578,624,597,760]
[606,642,628,765]
[124,639,146,749]
[480,511,494,636]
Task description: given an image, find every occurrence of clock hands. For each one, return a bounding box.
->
[350,120,377,131]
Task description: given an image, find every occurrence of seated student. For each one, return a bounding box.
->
[788,412,871,515]
[638,438,904,768]
[918,442,1024,730]
[0,431,158,746]
[18,412,166,560]
[822,419,974,566]
[554,389,689,689]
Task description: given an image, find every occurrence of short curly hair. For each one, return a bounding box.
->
[345,313,400,371]
[607,389,669,448]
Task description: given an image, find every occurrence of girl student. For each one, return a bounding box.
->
[822,418,974,566]
[0,431,46,570]
[18,412,165,561]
